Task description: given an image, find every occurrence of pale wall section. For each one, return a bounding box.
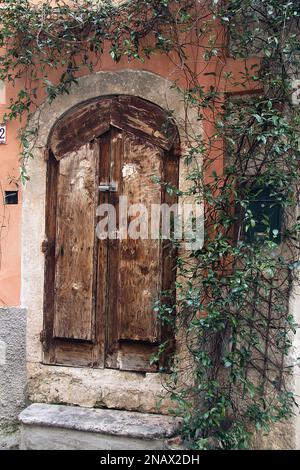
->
[22,70,200,414]
[0,81,5,104]
[0,307,26,447]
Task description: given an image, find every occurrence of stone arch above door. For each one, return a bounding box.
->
[22,70,200,413]
[30,70,199,149]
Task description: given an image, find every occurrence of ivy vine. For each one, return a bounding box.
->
[1,0,300,449]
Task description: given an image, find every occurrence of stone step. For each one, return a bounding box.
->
[19,403,182,450]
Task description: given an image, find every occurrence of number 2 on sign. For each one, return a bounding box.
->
[0,125,6,144]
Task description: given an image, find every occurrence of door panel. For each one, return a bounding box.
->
[53,141,98,341]
[118,132,162,343]
[105,131,163,371]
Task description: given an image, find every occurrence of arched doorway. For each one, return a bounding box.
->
[42,95,179,372]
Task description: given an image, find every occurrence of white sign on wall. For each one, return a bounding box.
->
[0,124,6,144]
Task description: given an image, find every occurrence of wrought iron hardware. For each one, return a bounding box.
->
[99,183,117,192]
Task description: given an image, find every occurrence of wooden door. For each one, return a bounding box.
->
[43,96,179,372]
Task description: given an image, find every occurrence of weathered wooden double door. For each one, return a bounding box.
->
[42,96,179,372]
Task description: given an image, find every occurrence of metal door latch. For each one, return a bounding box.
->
[99,183,117,192]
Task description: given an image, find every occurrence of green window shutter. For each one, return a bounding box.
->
[246,187,283,244]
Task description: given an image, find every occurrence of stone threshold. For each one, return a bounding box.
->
[19,403,182,450]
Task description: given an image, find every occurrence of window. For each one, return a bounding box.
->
[245,186,282,244]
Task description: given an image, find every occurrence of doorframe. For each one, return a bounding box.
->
[21,70,201,413]
[43,96,179,369]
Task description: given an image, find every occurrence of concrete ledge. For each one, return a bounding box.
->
[19,404,182,450]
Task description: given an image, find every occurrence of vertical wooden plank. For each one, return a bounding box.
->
[95,132,111,366]
[53,141,98,341]
[105,127,123,365]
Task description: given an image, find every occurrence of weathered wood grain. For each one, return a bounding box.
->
[116,341,159,372]
[105,127,123,365]
[118,132,162,343]
[53,141,97,341]
[96,131,111,367]
[111,96,177,151]
[50,98,111,159]
[104,131,164,372]
[50,96,178,159]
